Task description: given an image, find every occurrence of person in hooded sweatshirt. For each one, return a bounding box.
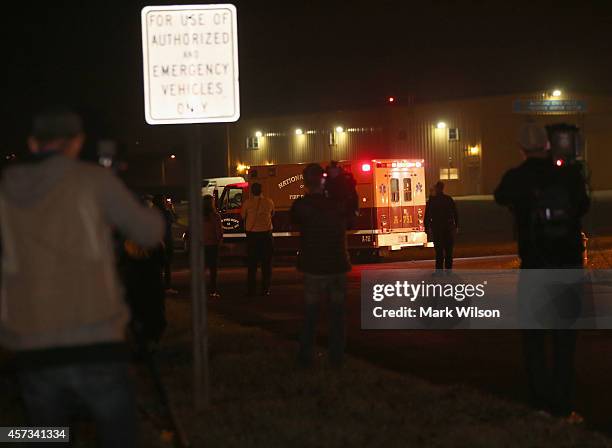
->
[0,107,163,447]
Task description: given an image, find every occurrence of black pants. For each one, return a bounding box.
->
[246,231,273,295]
[433,232,454,270]
[522,329,577,416]
[204,244,219,293]
[19,362,136,448]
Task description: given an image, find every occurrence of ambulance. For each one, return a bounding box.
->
[217,159,428,257]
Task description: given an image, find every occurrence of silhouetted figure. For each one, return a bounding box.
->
[241,182,274,296]
[202,195,223,297]
[153,194,177,294]
[424,181,458,270]
[120,197,167,354]
[291,163,351,367]
[0,107,163,447]
[495,123,589,421]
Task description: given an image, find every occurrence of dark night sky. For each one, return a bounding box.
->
[3,1,612,175]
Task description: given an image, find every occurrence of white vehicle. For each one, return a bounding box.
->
[201,177,245,197]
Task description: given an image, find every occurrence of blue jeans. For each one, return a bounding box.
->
[19,362,136,448]
[298,273,347,366]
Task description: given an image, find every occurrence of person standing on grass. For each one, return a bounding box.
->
[0,106,163,447]
[424,180,458,271]
[494,123,589,423]
[291,163,351,368]
[241,182,274,296]
[120,196,167,356]
[202,194,223,298]
[153,194,178,295]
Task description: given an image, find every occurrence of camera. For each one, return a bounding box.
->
[323,161,359,227]
[546,123,583,165]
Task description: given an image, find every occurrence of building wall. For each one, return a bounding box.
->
[229,92,612,195]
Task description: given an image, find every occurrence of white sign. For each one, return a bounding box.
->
[141,4,240,124]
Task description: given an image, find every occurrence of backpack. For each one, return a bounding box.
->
[530,183,573,241]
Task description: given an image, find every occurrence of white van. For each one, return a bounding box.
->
[201,177,245,197]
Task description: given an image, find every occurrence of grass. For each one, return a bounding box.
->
[140,298,612,447]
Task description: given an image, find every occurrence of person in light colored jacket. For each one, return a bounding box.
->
[0,107,163,447]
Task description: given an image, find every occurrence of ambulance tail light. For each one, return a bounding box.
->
[361,163,371,172]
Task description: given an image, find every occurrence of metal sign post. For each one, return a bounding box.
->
[187,125,209,410]
[141,4,240,411]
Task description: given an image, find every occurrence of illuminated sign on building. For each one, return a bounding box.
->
[513,100,587,114]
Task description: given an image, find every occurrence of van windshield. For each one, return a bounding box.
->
[220,187,244,210]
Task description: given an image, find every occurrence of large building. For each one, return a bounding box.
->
[228,91,612,196]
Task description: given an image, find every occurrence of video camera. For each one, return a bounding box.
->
[546,123,583,165]
[323,161,359,227]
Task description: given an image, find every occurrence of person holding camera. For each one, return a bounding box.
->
[291,163,352,368]
[494,123,589,422]
[0,107,163,446]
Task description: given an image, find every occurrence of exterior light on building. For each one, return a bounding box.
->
[415,161,422,168]
[335,126,344,133]
[169,154,176,159]
[388,96,395,103]
[255,131,263,138]
[295,128,303,135]
[552,89,562,97]
[361,163,371,172]
[469,146,480,156]
[237,163,250,173]
[436,121,447,129]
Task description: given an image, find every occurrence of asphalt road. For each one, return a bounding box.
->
[172,254,612,434]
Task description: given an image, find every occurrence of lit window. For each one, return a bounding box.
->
[246,137,259,149]
[390,178,400,203]
[448,128,460,141]
[403,178,412,202]
[439,168,460,180]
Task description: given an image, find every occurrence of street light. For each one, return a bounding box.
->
[161,154,176,186]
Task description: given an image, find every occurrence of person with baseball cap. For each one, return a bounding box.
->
[0,106,164,446]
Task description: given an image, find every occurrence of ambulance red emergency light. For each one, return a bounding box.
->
[217,159,428,257]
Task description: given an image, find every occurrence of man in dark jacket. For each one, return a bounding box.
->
[424,181,458,270]
[291,163,351,367]
[494,123,589,422]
